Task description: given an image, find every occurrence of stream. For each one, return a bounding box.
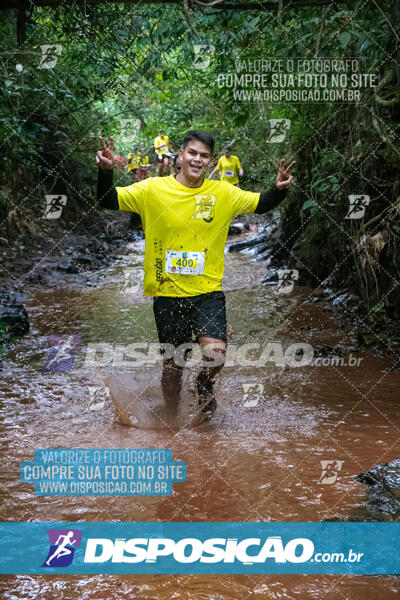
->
[1,232,399,598]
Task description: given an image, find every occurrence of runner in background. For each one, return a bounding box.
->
[135,150,151,182]
[173,154,183,176]
[127,146,141,182]
[154,129,174,176]
[140,151,150,167]
[209,146,243,186]
[127,148,148,228]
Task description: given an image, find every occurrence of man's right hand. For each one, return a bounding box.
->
[96,136,115,170]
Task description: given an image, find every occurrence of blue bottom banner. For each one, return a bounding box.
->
[0,522,398,574]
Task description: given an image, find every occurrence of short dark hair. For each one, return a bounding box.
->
[225,146,232,152]
[182,130,214,154]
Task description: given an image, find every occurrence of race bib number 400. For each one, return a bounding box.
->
[165,251,205,275]
[224,170,234,177]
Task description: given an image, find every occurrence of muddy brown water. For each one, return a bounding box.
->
[1,235,400,598]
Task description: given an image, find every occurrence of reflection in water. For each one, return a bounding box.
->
[1,242,400,598]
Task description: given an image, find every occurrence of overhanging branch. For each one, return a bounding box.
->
[1,0,355,11]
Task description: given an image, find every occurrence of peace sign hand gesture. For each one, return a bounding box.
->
[276,159,295,190]
[96,136,115,171]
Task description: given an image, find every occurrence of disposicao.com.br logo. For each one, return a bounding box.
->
[40,532,363,569]
[39,532,365,569]
[1,522,395,575]
[42,529,364,567]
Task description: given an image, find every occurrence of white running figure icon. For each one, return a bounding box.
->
[46,335,75,369]
[46,531,77,566]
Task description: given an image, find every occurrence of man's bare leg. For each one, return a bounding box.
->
[162,156,170,176]
[161,359,183,417]
[196,337,226,417]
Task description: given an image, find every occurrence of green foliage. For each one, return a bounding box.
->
[0,0,399,318]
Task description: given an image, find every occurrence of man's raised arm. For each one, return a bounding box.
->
[96,136,119,210]
[254,159,295,214]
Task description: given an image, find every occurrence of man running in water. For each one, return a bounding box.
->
[209,146,243,186]
[96,130,294,421]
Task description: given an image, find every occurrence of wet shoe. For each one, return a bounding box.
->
[199,396,217,417]
[189,397,217,427]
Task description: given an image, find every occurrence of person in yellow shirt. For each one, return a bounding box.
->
[154,129,174,176]
[140,153,149,166]
[209,146,244,186]
[96,131,294,422]
[126,146,141,182]
[135,151,151,182]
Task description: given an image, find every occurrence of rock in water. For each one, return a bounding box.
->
[228,233,268,253]
[0,287,30,349]
[228,222,250,235]
[356,459,400,515]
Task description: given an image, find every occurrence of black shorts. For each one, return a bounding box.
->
[156,153,168,164]
[153,291,227,348]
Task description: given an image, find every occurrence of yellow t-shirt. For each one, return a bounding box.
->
[154,135,169,155]
[140,155,149,166]
[116,175,260,297]
[127,152,140,171]
[216,155,241,184]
